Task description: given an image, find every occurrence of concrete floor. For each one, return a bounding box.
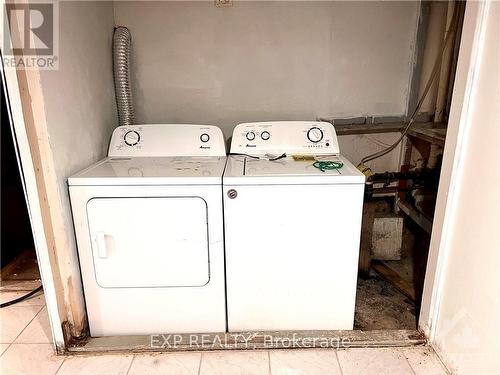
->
[354,271,417,330]
[354,218,426,331]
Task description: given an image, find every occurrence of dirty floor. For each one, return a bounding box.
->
[0,281,448,375]
[355,271,417,330]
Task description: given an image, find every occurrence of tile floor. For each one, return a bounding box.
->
[0,289,449,375]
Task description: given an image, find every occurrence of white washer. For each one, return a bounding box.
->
[223,121,365,331]
[69,124,227,336]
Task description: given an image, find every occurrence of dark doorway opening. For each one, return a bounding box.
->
[1,64,41,286]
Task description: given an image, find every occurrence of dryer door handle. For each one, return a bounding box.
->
[96,231,108,259]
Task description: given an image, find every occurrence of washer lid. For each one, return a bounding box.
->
[224,155,365,185]
[244,158,341,176]
[68,156,227,186]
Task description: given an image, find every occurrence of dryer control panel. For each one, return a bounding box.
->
[230,121,339,156]
[108,124,226,157]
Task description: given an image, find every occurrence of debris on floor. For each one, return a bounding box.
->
[355,271,417,330]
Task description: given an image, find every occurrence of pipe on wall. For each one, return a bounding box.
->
[416,1,461,124]
[113,26,134,127]
[434,1,458,124]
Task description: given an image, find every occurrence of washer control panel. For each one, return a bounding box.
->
[230,121,339,155]
[109,124,226,157]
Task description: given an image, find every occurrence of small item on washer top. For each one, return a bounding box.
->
[292,155,315,161]
[312,160,344,172]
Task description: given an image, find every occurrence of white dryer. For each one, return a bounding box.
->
[223,121,365,331]
[69,124,227,336]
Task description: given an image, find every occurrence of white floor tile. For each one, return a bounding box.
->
[15,306,53,343]
[0,344,10,356]
[0,305,43,343]
[56,354,133,375]
[200,350,269,375]
[401,347,448,374]
[0,343,64,375]
[0,291,45,306]
[128,352,201,375]
[337,348,414,375]
[270,349,342,375]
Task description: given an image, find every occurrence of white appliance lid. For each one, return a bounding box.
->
[244,157,341,176]
[68,156,227,186]
[224,155,365,185]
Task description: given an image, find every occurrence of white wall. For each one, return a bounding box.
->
[338,133,402,171]
[422,2,500,374]
[114,1,420,139]
[38,1,117,334]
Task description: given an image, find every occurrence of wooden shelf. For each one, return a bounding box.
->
[407,126,447,147]
[335,121,447,147]
[335,122,406,135]
[397,200,433,234]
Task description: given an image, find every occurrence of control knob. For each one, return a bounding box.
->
[246,131,256,141]
[307,127,323,143]
[124,130,140,146]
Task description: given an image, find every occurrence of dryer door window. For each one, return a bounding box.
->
[87,197,209,288]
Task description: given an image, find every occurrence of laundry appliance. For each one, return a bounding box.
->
[223,121,365,331]
[69,124,227,336]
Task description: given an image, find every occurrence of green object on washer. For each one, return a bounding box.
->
[313,160,344,172]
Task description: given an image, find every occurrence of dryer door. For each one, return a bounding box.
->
[87,197,209,288]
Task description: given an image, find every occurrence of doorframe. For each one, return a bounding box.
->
[1,41,65,352]
[417,0,488,342]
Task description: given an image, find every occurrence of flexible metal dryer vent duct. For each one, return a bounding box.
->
[113,26,134,127]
